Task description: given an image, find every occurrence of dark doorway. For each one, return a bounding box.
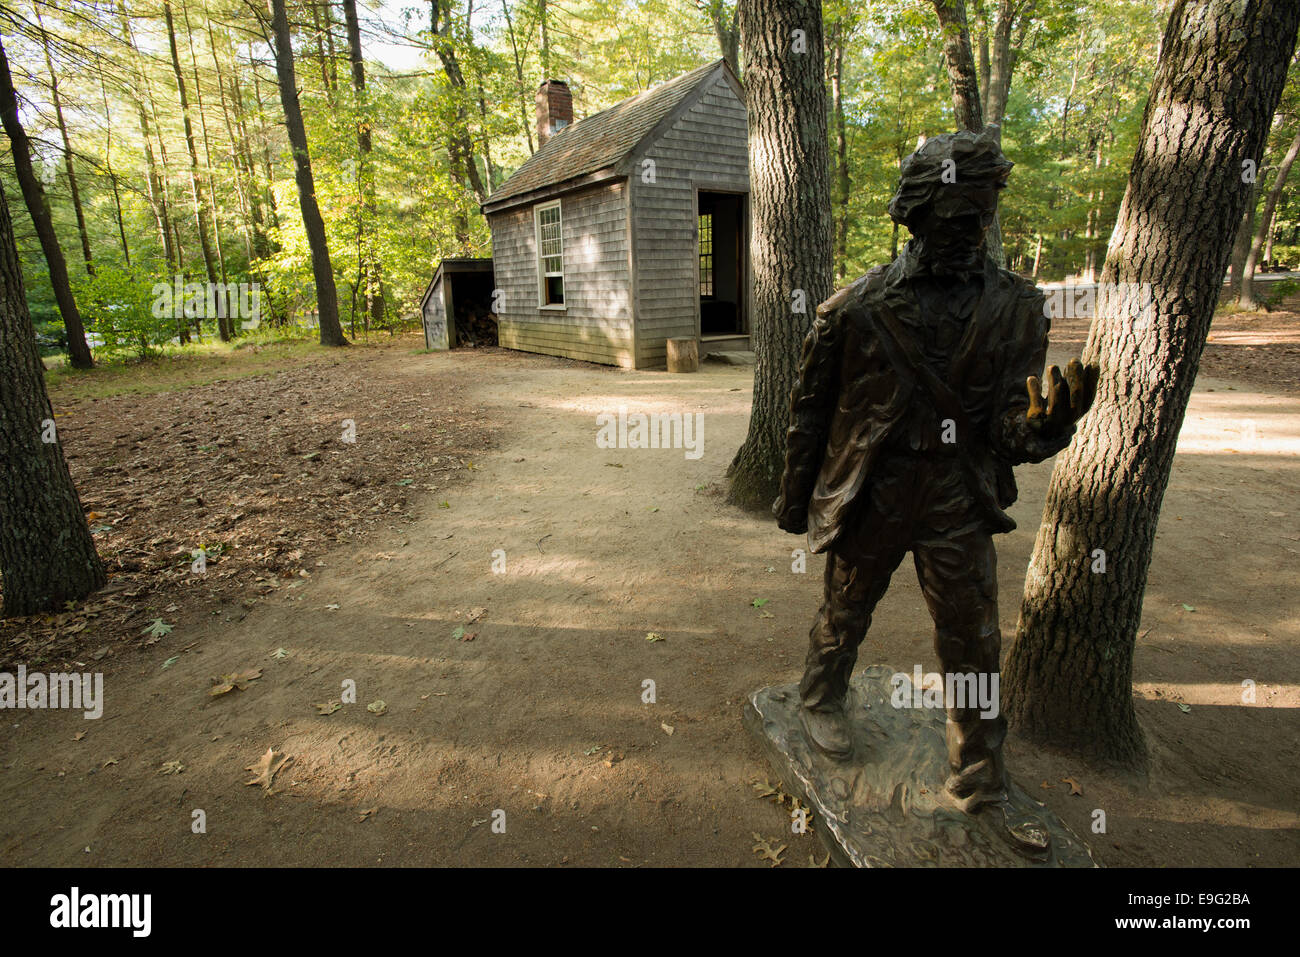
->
[698,191,745,335]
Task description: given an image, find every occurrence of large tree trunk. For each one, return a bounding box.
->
[35,9,94,277]
[0,37,94,369]
[343,0,385,328]
[1003,0,1300,769]
[1240,124,1300,310]
[268,0,348,346]
[0,184,106,616]
[727,0,833,510]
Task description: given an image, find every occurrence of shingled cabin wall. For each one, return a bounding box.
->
[481,60,749,370]
[489,181,634,366]
[629,70,748,368]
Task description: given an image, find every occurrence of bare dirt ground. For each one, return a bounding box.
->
[1,325,1297,868]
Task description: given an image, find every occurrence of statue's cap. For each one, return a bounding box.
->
[889,125,1013,227]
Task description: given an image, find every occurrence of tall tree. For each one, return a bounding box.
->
[1239,124,1300,309]
[163,0,224,338]
[931,0,1007,265]
[267,0,348,346]
[1003,0,1300,768]
[33,6,94,277]
[343,0,384,328]
[0,36,94,369]
[727,0,833,510]
[0,183,106,616]
[700,0,741,74]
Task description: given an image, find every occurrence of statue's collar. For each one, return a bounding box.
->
[891,241,990,284]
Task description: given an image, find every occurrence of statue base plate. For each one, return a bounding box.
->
[743,665,1097,867]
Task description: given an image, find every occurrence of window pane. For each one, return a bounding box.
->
[537,204,565,305]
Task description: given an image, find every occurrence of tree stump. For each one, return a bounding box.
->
[666,336,698,373]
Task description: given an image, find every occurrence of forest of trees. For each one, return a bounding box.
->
[3,0,1297,363]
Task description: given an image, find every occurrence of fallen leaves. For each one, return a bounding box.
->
[245,748,291,791]
[751,833,787,867]
[141,618,173,641]
[366,700,387,715]
[159,760,185,775]
[751,778,815,829]
[316,701,342,715]
[1062,776,1083,796]
[209,669,263,696]
[645,631,664,643]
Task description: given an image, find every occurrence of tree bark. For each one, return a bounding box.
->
[0,37,93,369]
[1003,0,1300,769]
[0,183,106,616]
[268,0,347,346]
[1240,124,1300,309]
[727,0,833,510]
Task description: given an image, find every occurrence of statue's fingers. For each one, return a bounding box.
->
[1026,375,1045,421]
[1065,359,1085,414]
[1045,365,1069,426]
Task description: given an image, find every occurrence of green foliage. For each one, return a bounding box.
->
[73,265,176,359]
[7,0,1300,348]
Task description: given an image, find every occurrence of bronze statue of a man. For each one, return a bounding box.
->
[773,127,1095,823]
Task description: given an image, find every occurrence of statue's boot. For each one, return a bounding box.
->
[950,787,1052,861]
[799,703,853,759]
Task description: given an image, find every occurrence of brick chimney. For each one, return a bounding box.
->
[536,80,573,147]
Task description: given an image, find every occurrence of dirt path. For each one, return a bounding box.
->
[2,344,1298,867]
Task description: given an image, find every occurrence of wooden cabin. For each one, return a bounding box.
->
[481,59,750,369]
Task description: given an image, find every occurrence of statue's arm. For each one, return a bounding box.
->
[991,287,1096,464]
[772,305,843,534]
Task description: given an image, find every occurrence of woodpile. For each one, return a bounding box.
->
[454,302,498,347]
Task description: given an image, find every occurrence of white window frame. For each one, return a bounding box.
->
[534,200,566,310]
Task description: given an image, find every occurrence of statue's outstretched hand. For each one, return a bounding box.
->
[1026,358,1098,439]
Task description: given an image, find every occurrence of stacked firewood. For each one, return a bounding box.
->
[454,302,499,347]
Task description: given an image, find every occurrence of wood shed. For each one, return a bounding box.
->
[419,257,496,350]
[481,59,750,369]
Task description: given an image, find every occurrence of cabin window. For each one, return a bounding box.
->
[699,213,714,297]
[535,201,565,307]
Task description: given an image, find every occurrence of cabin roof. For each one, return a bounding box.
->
[483,60,735,213]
